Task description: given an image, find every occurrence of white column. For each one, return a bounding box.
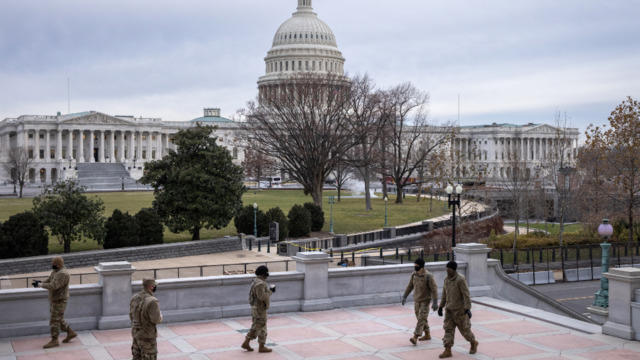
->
[163,133,169,155]
[34,129,40,161]
[23,129,29,152]
[95,262,136,330]
[119,131,126,162]
[129,131,135,161]
[136,131,142,160]
[67,130,74,160]
[78,130,84,163]
[56,131,62,161]
[146,131,152,161]
[602,267,640,339]
[99,130,105,163]
[294,252,333,311]
[45,130,51,162]
[89,130,95,163]
[156,133,163,159]
[109,130,115,163]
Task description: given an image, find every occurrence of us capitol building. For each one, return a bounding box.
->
[0,0,578,189]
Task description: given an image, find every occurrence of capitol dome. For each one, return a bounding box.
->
[258,0,346,88]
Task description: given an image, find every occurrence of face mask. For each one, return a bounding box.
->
[152,285,157,293]
[265,273,269,278]
[52,265,58,270]
[414,266,421,271]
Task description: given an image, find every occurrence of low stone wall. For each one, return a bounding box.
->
[0,237,242,276]
[0,243,596,339]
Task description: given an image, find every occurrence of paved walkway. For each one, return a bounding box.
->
[2,303,639,360]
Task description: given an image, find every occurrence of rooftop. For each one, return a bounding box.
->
[2,302,638,359]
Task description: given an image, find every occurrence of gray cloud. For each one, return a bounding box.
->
[1,0,638,132]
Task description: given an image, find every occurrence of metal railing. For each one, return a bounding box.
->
[489,241,640,285]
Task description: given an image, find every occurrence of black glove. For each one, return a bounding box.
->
[270,284,276,293]
[31,280,42,288]
[465,309,472,319]
[437,307,443,317]
[401,297,406,306]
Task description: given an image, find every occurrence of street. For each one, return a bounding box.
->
[532,280,600,316]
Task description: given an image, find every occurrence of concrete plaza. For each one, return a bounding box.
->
[2,303,639,360]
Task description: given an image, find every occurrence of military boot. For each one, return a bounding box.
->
[43,338,59,349]
[259,343,272,353]
[63,328,77,343]
[419,330,431,341]
[438,347,452,358]
[409,335,418,345]
[241,337,254,352]
[470,340,479,354]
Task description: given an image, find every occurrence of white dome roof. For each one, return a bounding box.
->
[258,0,346,87]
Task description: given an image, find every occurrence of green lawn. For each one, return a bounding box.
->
[0,191,447,254]
[508,222,583,235]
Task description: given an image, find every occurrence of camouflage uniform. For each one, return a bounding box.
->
[403,268,438,337]
[131,288,162,360]
[246,276,272,344]
[439,272,476,348]
[130,289,151,360]
[41,266,71,338]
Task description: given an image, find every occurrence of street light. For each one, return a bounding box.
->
[384,196,389,227]
[593,219,614,308]
[253,202,258,238]
[328,196,335,233]
[446,183,463,250]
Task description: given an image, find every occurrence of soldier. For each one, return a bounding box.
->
[402,258,438,345]
[130,279,157,359]
[131,278,163,360]
[37,256,76,349]
[241,265,274,353]
[437,261,478,358]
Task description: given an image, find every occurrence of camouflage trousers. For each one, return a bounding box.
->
[442,309,476,348]
[413,301,431,337]
[131,333,157,360]
[246,307,268,344]
[49,301,69,338]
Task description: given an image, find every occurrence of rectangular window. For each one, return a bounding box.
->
[29,133,34,139]
[142,150,147,159]
[39,134,44,139]
[50,149,55,159]
[39,150,45,159]
[28,149,33,159]
[151,150,156,159]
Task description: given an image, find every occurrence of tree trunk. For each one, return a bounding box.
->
[429,191,433,212]
[192,226,201,241]
[19,181,24,198]
[64,237,71,253]
[395,183,404,204]
[416,183,422,202]
[311,184,323,208]
[363,168,372,211]
[629,198,634,243]
[337,185,341,201]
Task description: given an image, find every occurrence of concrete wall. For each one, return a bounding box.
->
[0,237,242,275]
[0,244,592,339]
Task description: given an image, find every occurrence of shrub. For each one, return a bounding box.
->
[265,207,289,241]
[104,209,139,249]
[303,202,325,232]
[234,205,269,236]
[288,204,311,238]
[0,211,48,259]
[486,232,602,249]
[135,208,163,246]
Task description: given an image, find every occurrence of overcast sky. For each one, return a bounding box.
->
[1,0,638,134]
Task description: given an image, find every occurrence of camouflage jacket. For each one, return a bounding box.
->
[249,277,272,311]
[134,292,162,339]
[129,290,151,328]
[41,268,70,303]
[439,272,471,312]
[403,268,438,305]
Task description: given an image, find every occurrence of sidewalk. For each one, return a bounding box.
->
[2,303,638,360]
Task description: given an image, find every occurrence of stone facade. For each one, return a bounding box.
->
[0,108,245,184]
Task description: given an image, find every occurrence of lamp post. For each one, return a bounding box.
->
[446,183,463,249]
[593,218,613,308]
[253,202,258,238]
[384,196,389,227]
[328,195,335,233]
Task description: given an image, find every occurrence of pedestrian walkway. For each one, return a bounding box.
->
[2,303,638,360]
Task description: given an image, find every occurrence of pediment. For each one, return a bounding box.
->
[526,124,559,134]
[61,112,134,126]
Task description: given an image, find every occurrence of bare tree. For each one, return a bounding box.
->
[542,112,577,246]
[344,74,385,210]
[331,160,353,201]
[501,132,535,251]
[243,73,357,207]
[584,97,640,243]
[379,82,452,204]
[242,145,277,189]
[3,148,31,198]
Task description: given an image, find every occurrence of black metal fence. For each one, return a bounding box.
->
[489,242,640,285]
